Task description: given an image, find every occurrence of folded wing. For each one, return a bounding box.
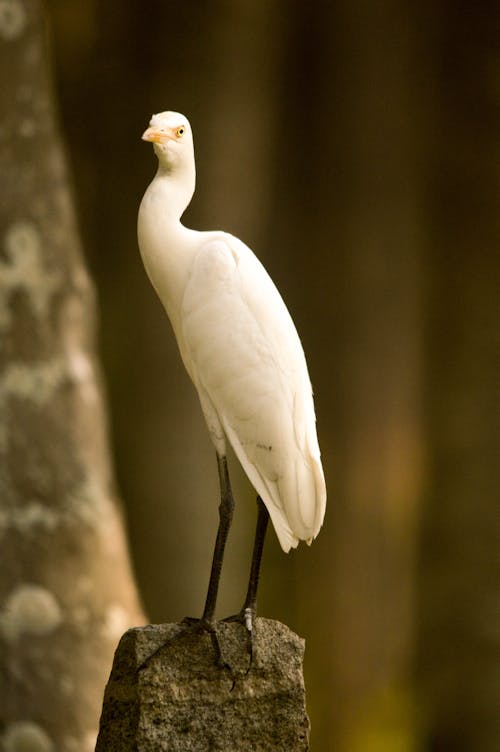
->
[180,234,326,552]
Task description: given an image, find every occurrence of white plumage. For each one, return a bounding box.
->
[138,111,326,555]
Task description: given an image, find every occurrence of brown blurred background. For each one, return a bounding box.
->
[45,0,498,749]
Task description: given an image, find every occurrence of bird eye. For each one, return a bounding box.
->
[176,126,185,138]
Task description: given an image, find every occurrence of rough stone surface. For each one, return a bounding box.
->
[96,618,310,751]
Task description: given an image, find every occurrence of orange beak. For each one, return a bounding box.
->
[142,126,173,144]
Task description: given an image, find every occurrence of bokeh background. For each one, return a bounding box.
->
[45,1,498,749]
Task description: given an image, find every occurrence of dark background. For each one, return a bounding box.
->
[45,1,499,749]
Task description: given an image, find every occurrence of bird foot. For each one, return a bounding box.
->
[222,607,256,673]
[137,617,230,673]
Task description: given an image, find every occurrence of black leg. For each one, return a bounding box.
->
[242,496,269,619]
[202,453,234,622]
[223,496,269,669]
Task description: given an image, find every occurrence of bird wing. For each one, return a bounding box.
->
[180,233,326,552]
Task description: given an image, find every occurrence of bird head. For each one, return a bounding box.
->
[142,111,194,171]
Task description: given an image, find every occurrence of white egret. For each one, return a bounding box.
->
[138,111,326,654]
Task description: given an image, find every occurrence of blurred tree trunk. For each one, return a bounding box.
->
[272,2,426,748]
[417,2,500,749]
[0,2,144,750]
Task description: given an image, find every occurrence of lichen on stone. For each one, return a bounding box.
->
[0,583,63,642]
[102,603,131,641]
[0,219,61,331]
[0,502,59,536]
[64,475,115,531]
[0,0,26,41]
[1,721,55,752]
[0,357,68,450]
[1,357,67,405]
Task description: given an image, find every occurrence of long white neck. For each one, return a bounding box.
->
[138,163,198,332]
[152,159,196,223]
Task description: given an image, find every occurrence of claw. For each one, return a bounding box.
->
[222,609,256,675]
[137,618,231,674]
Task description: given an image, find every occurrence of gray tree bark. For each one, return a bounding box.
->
[0,2,144,750]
